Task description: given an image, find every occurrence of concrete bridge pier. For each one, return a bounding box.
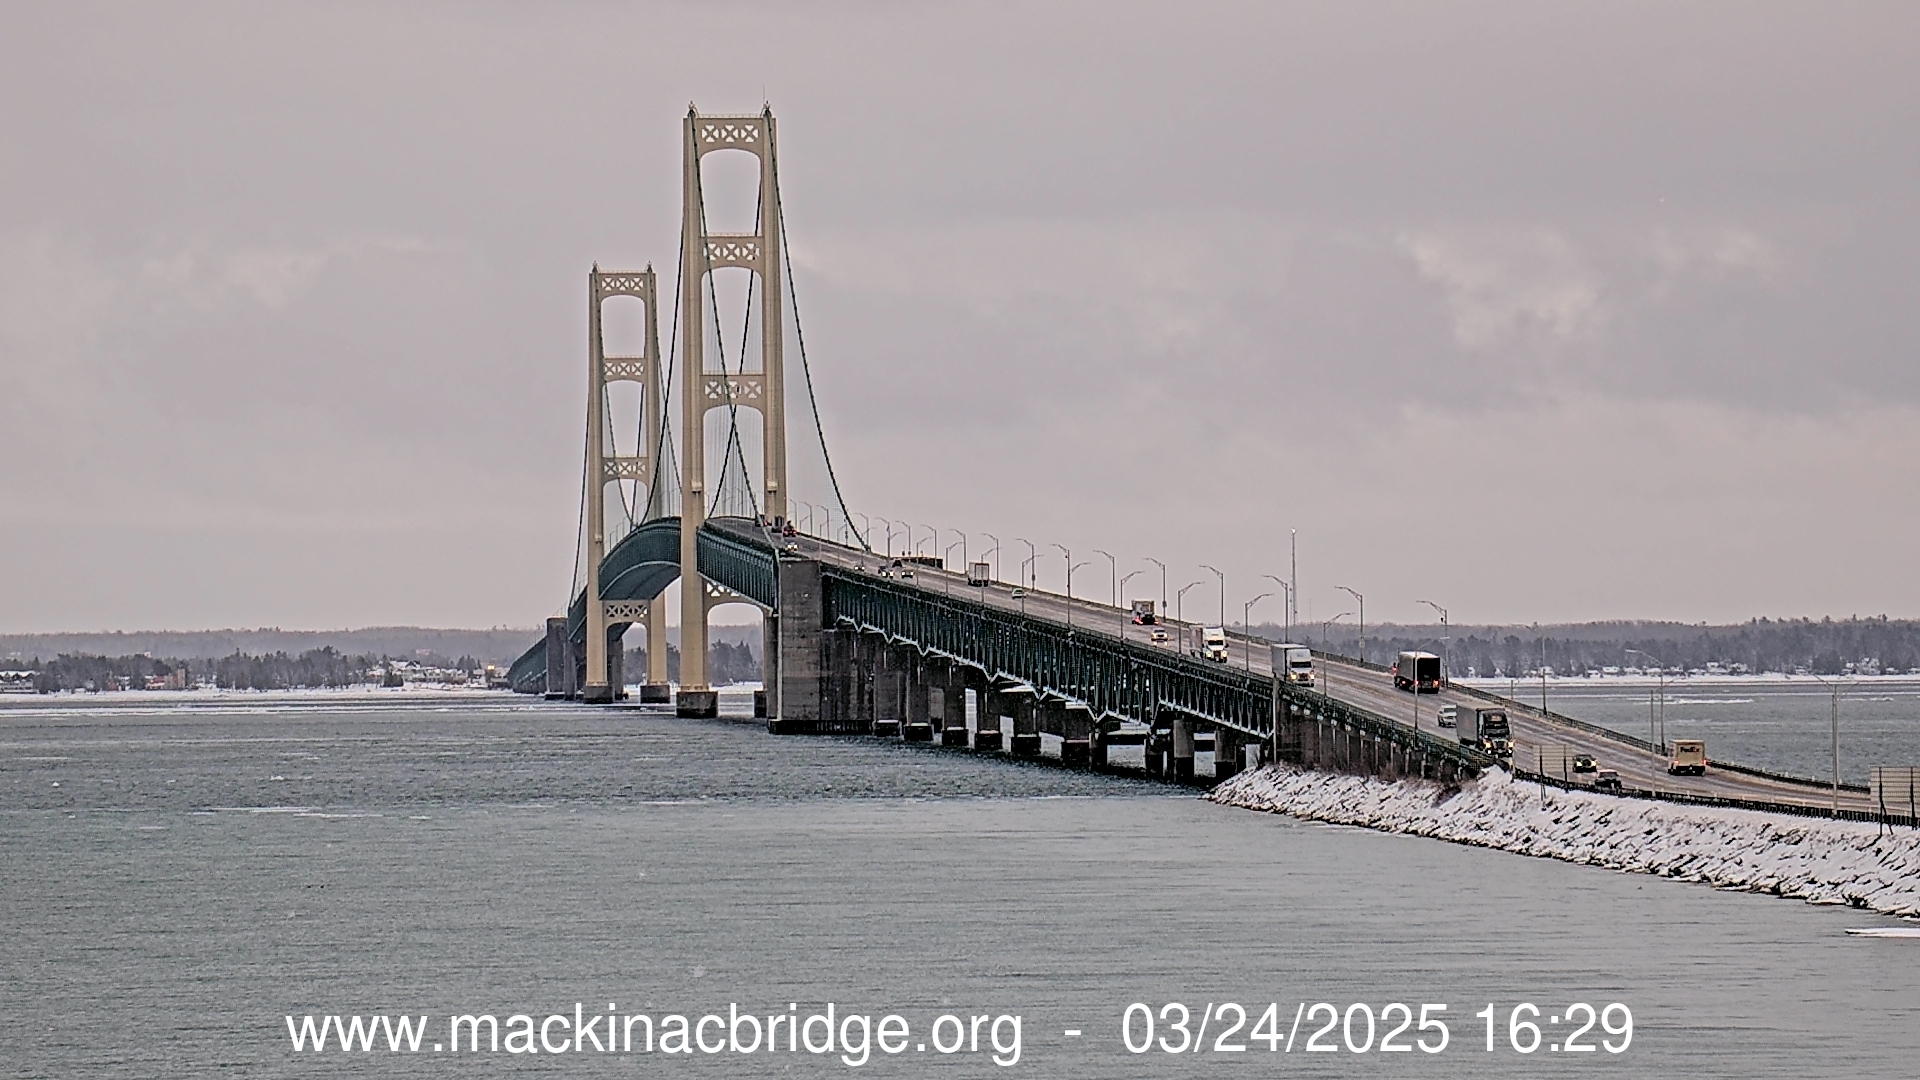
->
[975,685,1007,752]
[1059,702,1095,768]
[1170,714,1195,782]
[903,654,934,742]
[1215,727,1243,781]
[940,671,973,748]
[872,645,904,737]
[544,617,576,700]
[1007,687,1041,757]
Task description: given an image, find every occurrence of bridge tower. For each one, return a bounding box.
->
[581,266,669,703]
[676,106,789,717]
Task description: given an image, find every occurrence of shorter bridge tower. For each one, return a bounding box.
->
[581,265,669,703]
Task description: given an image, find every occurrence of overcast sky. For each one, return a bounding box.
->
[3,1,1916,633]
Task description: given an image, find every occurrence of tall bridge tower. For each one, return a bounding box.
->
[581,266,668,704]
[675,106,789,716]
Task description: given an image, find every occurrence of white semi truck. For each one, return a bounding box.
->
[1270,643,1315,685]
[1192,626,1228,662]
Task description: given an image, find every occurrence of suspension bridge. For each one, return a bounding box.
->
[505,106,1902,819]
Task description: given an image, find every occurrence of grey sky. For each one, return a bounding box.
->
[2,1,1916,632]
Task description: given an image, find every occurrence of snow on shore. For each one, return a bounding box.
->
[1210,765,1920,918]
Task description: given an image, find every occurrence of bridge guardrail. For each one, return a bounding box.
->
[1313,648,1871,795]
[1511,766,1915,828]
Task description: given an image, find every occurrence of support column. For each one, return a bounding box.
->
[1009,688,1041,757]
[1215,727,1242,782]
[1060,702,1095,769]
[544,617,574,701]
[640,596,672,702]
[873,646,903,738]
[769,558,823,734]
[903,656,933,742]
[1171,715,1195,782]
[941,672,972,747]
[975,685,1005,752]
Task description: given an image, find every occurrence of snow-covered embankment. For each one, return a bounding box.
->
[1209,766,1920,918]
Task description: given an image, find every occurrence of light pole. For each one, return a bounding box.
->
[875,517,894,558]
[945,538,964,572]
[1018,556,1036,612]
[1065,560,1089,628]
[1323,612,1352,653]
[917,524,936,557]
[1200,564,1225,631]
[1016,538,1036,589]
[1337,585,1365,663]
[1120,569,1144,612]
[853,512,871,551]
[1244,593,1273,670]
[1625,649,1668,753]
[1263,575,1292,641]
[1093,549,1117,608]
[1176,580,1203,628]
[1144,557,1167,619]
[1290,529,1298,630]
[1418,599,1449,685]
[1808,671,1848,815]
[982,532,1001,584]
[1052,543,1072,596]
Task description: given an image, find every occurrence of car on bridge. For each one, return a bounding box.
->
[1593,769,1623,793]
[1573,752,1597,773]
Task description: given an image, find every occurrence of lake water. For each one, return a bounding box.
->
[4,692,1917,1078]
[1468,677,1920,785]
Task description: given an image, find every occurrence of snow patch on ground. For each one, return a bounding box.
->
[1210,765,1920,918]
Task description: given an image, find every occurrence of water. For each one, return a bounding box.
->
[4,692,1917,1078]
[1476,678,1920,784]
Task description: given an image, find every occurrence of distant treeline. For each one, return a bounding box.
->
[624,640,760,686]
[4,647,484,692]
[1255,616,1920,677]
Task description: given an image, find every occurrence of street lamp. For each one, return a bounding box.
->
[944,538,964,572]
[1093,549,1117,608]
[853,512,871,550]
[875,517,894,558]
[947,528,967,569]
[1263,575,1292,641]
[1052,543,1072,596]
[1065,560,1089,628]
[1323,612,1353,653]
[1808,670,1850,815]
[1144,557,1167,618]
[1200,564,1225,631]
[1120,569,1144,609]
[982,532,1001,584]
[917,524,936,556]
[1176,580,1204,627]
[1015,538,1036,589]
[1625,649,1668,754]
[1337,585,1365,663]
[1418,599,1449,686]
[1244,593,1273,669]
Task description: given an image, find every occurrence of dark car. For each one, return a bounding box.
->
[1592,769,1623,793]
[1573,753,1598,773]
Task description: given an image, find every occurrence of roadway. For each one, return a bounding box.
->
[770,527,1872,813]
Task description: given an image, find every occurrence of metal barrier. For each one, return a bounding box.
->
[1511,767,1915,828]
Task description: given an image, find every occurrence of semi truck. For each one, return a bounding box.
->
[1129,599,1158,624]
[1459,706,1513,757]
[1192,626,1228,663]
[1270,643,1315,685]
[1392,651,1444,693]
[966,561,992,587]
